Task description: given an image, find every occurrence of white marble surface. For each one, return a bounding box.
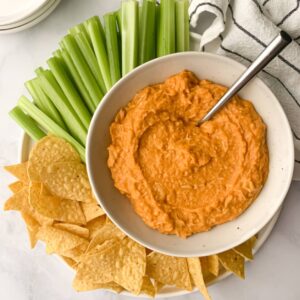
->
[0,1,299,299]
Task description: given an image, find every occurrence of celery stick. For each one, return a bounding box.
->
[116,9,122,33]
[104,13,121,85]
[84,16,106,45]
[9,106,46,141]
[25,78,68,131]
[157,0,175,56]
[69,23,92,47]
[139,0,156,64]
[175,0,190,52]
[61,34,104,109]
[36,69,87,146]
[86,18,112,91]
[59,49,96,113]
[18,96,85,161]
[74,32,106,93]
[47,57,91,130]
[121,0,139,76]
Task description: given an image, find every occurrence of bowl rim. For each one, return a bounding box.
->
[86,51,294,257]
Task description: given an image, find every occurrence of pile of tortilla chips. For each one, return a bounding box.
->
[3,135,257,299]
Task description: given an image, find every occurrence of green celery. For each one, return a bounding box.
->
[25,78,68,131]
[74,32,106,93]
[86,17,112,91]
[157,0,175,56]
[9,106,46,141]
[47,56,92,130]
[139,0,156,64]
[69,23,92,47]
[36,68,87,146]
[18,96,85,161]
[121,0,139,76]
[59,48,96,113]
[61,34,104,109]
[104,13,121,85]
[116,9,122,33]
[175,0,190,52]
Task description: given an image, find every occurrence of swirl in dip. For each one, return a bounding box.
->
[108,71,269,238]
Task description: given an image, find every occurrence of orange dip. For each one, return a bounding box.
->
[108,71,269,238]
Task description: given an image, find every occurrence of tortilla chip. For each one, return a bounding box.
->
[146,252,192,291]
[73,276,123,292]
[87,222,125,252]
[4,188,27,211]
[139,276,155,297]
[62,242,89,261]
[207,255,220,276]
[28,135,80,181]
[75,243,120,284]
[113,238,146,294]
[4,162,29,182]
[86,215,106,240]
[8,181,26,193]
[187,257,211,300]
[234,238,253,260]
[60,256,77,269]
[37,226,88,255]
[29,183,86,225]
[85,239,120,256]
[81,201,105,222]
[218,249,245,279]
[21,211,40,248]
[54,223,89,239]
[154,281,164,293]
[41,161,93,203]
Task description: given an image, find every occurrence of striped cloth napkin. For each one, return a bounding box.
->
[189,0,300,180]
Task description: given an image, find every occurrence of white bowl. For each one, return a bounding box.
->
[87,52,294,257]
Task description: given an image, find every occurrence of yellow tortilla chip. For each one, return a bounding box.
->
[54,223,89,239]
[81,201,105,222]
[146,252,192,291]
[218,249,245,279]
[187,257,211,300]
[62,242,89,261]
[41,161,93,203]
[113,238,146,295]
[154,281,164,293]
[21,211,40,248]
[139,276,155,297]
[73,276,123,293]
[29,183,86,225]
[4,162,29,182]
[87,222,125,252]
[8,181,25,193]
[86,215,106,240]
[75,243,120,284]
[200,257,217,285]
[28,135,80,181]
[207,254,220,276]
[60,256,77,269]
[234,238,253,260]
[4,188,27,211]
[37,226,88,255]
[85,239,120,257]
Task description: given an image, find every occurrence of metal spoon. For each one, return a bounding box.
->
[197,31,292,125]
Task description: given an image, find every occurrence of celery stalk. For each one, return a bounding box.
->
[104,13,121,85]
[47,57,92,131]
[116,9,122,33]
[61,34,104,109]
[25,78,68,131]
[139,0,156,64]
[74,32,106,93]
[175,0,190,52]
[121,0,139,76]
[157,0,175,56]
[86,17,112,91]
[18,96,85,161]
[9,106,46,141]
[69,23,92,47]
[36,69,87,146]
[59,49,96,113]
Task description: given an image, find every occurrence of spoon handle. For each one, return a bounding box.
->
[199,31,292,124]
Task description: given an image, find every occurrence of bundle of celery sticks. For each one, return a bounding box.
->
[10,0,190,161]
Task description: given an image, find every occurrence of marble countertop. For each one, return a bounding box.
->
[0,1,299,299]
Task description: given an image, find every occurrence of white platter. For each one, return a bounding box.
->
[17,31,283,298]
